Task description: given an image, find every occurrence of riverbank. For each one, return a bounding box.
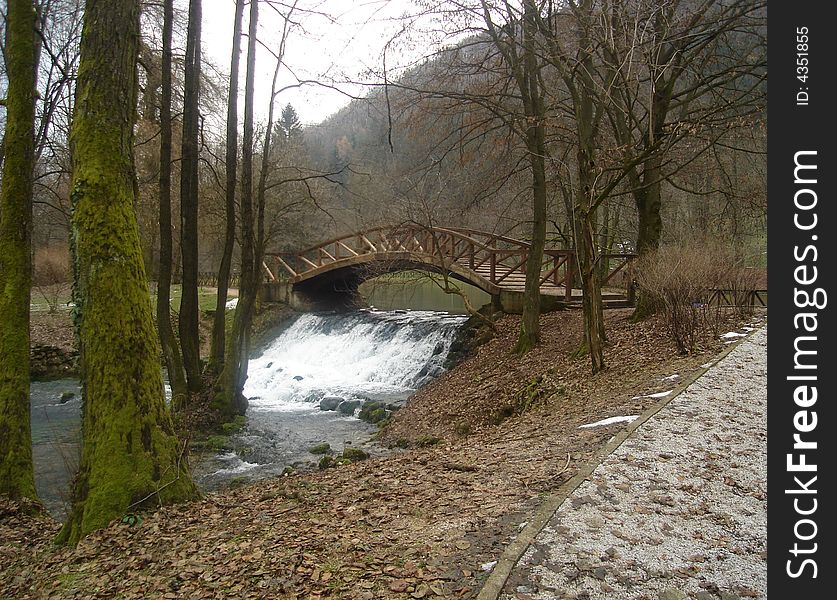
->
[3,308,765,599]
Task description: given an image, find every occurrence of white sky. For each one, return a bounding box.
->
[201,0,431,126]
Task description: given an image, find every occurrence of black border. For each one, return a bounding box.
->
[768,2,835,595]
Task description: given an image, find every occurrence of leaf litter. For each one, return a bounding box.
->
[2,309,764,598]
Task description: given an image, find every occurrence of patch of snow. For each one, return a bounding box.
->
[632,389,674,400]
[225,297,239,309]
[481,561,497,572]
[701,362,715,369]
[580,415,639,429]
[662,374,680,381]
[721,331,746,339]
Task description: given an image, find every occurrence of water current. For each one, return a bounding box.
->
[30,308,465,517]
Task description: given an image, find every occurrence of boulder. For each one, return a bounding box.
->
[319,396,343,411]
[337,400,361,416]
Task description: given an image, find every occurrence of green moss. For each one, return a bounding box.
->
[454,422,472,436]
[340,447,369,462]
[55,2,198,545]
[318,455,335,470]
[570,343,589,360]
[512,374,547,413]
[0,0,39,504]
[416,435,443,447]
[308,442,332,455]
[358,402,388,425]
[204,435,233,452]
[221,415,246,434]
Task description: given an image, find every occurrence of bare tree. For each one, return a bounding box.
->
[178,0,203,392]
[209,0,245,373]
[157,0,188,403]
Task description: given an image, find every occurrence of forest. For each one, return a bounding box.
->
[1,0,766,596]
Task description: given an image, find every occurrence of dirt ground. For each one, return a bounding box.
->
[3,307,765,599]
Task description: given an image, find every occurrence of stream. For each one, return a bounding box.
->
[30,298,468,518]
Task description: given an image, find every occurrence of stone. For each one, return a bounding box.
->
[59,391,75,404]
[308,442,332,455]
[658,589,687,600]
[337,400,361,416]
[341,447,369,462]
[319,396,342,411]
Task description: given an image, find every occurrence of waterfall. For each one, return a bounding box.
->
[244,309,466,412]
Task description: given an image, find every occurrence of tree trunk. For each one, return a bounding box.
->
[516,144,547,353]
[0,0,39,504]
[157,0,187,405]
[57,0,197,545]
[216,0,259,418]
[634,158,663,254]
[513,0,547,354]
[573,0,606,372]
[178,0,203,392]
[209,0,245,373]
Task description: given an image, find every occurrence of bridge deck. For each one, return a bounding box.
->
[264,225,637,307]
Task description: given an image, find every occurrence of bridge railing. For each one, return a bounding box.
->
[263,225,636,300]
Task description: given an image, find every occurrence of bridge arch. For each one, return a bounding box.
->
[262,225,635,310]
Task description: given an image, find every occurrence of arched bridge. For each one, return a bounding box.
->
[262,225,636,311]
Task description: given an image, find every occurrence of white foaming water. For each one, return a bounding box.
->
[211,452,261,475]
[244,309,466,412]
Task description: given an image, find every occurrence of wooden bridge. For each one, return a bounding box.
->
[262,225,636,312]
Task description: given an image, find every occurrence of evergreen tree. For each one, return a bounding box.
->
[279,103,302,140]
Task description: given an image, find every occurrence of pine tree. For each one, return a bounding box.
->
[279,103,302,140]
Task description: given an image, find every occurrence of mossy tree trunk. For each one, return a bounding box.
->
[178,0,203,392]
[209,0,245,374]
[0,0,39,504]
[157,0,188,405]
[57,0,197,546]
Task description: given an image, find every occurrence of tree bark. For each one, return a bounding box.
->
[634,157,664,254]
[0,0,39,504]
[209,0,245,373]
[157,0,188,405]
[572,0,606,372]
[216,0,259,418]
[178,0,203,392]
[516,0,547,353]
[57,0,197,545]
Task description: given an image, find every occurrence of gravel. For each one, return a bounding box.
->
[503,326,767,600]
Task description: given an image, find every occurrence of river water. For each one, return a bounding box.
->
[30,290,469,518]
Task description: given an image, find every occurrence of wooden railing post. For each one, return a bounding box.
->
[565,253,574,302]
[490,252,496,284]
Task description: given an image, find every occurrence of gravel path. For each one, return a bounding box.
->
[500,326,767,600]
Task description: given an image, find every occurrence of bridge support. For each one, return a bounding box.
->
[261,281,361,311]
[495,290,567,314]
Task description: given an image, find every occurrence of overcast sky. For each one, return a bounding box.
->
[201,0,430,126]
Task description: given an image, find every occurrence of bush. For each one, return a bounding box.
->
[635,242,759,354]
[32,246,72,312]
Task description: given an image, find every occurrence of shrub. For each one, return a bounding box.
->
[635,241,758,354]
[32,246,72,312]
